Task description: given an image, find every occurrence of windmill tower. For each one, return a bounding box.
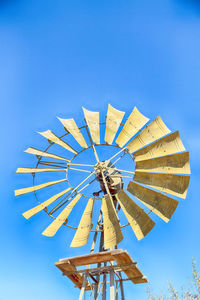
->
[15,105,190,299]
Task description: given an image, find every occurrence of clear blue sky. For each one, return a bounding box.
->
[1,0,200,299]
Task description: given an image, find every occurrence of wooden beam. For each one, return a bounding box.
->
[55,249,148,288]
[57,249,124,267]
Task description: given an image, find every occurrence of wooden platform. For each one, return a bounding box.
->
[55,249,147,290]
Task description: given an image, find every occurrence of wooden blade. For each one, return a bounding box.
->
[134,172,190,199]
[101,194,123,249]
[70,198,94,247]
[127,116,171,153]
[15,178,67,196]
[22,187,72,219]
[133,131,185,162]
[16,167,66,173]
[116,107,149,147]
[38,130,77,154]
[58,117,88,148]
[24,147,69,161]
[83,107,100,144]
[105,104,125,145]
[115,190,155,240]
[42,194,82,237]
[135,152,190,174]
[127,181,178,222]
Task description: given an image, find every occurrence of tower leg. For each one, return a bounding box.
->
[102,268,107,300]
[116,281,119,300]
[94,227,104,300]
[79,273,88,300]
[110,269,115,300]
[119,272,125,300]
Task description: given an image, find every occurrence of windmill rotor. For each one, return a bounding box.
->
[15,104,190,250]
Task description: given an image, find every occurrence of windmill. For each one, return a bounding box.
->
[15,104,190,299]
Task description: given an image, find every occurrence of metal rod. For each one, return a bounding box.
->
[112,151,128,165]
[85,125,100,164]
[90,211,102,254]
[115,276,144,282]
[116,280,119,300]
[68,167,92,173]
[107,167,135,175]
[110,269,115,300]
[49,171,95,214]
[115,244,125,300]
[88,273,98,284]
[119,271,125,300]
[94,226,104,300]
[79,272,88,300]
[102,262,107,300]
[39,160,68,165]
[49,192,77,215]
[68,163,95,167]
[77,178,97,194]
[106,147,126,163]
[110,174,133,179]
[39,162,67,169]
[92,144,100,163]
[108,261,122,281]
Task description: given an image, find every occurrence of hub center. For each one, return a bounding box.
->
[93,160,123,197]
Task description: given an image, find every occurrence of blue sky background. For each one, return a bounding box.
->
[1,0,200,299]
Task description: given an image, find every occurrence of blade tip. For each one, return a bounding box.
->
[42,231,52,237]
[14,190,19,197]
[22,212,30,220]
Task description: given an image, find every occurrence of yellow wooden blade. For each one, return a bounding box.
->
[105,104,125,145]
[115,190,155,240]
[116,107,149,148]
[16,167,66,173]
[135,152,190,174]
[127,181,178,222]
[83,107,100,144]
[134,172,190,199]
[38,130,77,154]
[22,187,72,219]
[101,194,123,249]
[58,117,88,148]
[42,194,82,237]
[24,147,69,161]
[70,198,94,247]
[15,178,67,196]
[133,131,185,162]
[127,116,171,153]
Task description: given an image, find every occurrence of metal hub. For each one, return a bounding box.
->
[93,160,123,196]
[94,160,110,173]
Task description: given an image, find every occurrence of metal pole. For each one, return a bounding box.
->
[119,272,125,300]
[94,226,104,300]
[115,245,125,300]
[110,269,115,300]
[116,280,119,300]
[102,264,107,300]
[79,272,88,300]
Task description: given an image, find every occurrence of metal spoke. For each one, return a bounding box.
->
[107,167,135,175]
[78,178,97,193]
[39,161,67,169]
[48,190,74,215]
[106,147,126,163]
[112,150,127,165]
[39,160,67,165]
[110,174,133,179]
[68,167,93,174]
[85,125,100,163]
[49,171,96,214]
[68,163,95,167]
